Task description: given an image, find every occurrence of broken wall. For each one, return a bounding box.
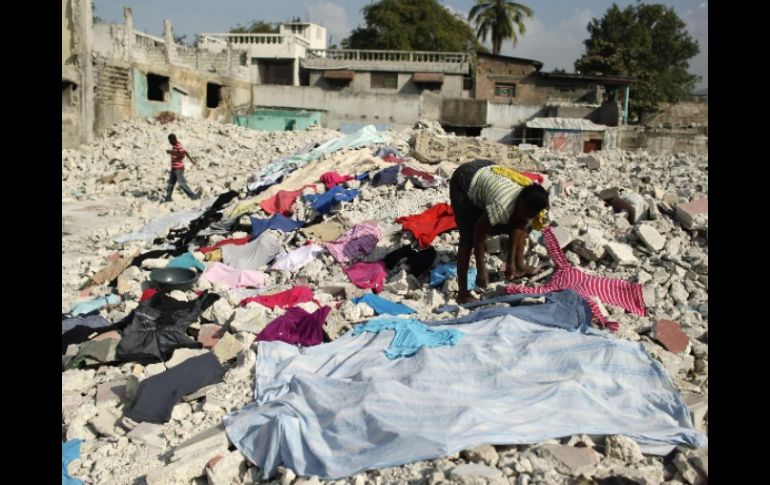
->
[251,84,432,131]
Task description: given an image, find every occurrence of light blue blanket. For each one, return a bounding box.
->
[224,313,707,479]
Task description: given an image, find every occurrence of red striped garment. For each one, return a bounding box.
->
[506,226,646,331]
[170,141,186,169]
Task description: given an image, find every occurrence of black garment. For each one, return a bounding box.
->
[449,159,511,246]
[123,352,224,423]
[116,292,219,364]
[370,165,401,187]
[384,245,416,270]
[383,245,436,276]
[164,190,240,249]
[61,319,128,354]
[407,247,436,276]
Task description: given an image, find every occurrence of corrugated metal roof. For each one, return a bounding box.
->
[526,117,607,131]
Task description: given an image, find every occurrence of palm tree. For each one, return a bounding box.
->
[468,0,534,55]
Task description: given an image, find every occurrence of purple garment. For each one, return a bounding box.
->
[256,306,331,347]
[325,223,381,263]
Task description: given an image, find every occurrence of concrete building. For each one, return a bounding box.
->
[62,1,252,148]
[247,49,470,132]
[469,53,633,144]
[199,22,327,86]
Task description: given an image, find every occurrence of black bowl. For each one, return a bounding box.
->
[150,267,199,292]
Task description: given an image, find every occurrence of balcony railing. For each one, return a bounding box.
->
[305,49,469,64]
[198,33,310,47]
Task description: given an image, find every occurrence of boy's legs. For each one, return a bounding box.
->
[165,170,178,201]
[174,169,199,200]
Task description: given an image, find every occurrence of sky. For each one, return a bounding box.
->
[93,0,707,89]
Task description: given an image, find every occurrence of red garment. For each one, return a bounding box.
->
[170,141,186,169]
[401,166,434,182]
[240,285,315,309]
[382,154,404,164]
[319,171,355,189]
[522,172,544,184]
[259,184,316,216]
[395,203,458,248]
[506,226,646,331]
[140,288,158,302]
[344,261,387,293]
[199,237,250,254]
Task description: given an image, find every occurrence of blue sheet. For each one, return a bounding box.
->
[250,214,305,239]
[303,185,360,215]
[351,293,416,316]
[429,263,477,290]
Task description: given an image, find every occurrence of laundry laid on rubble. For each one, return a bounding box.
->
[506,225,646,331]
[224,309,706,479]
[63,122,708,484]
[351,293,416,315]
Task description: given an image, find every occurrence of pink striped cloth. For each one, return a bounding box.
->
[325,223,382,263]
[506,226,646,331]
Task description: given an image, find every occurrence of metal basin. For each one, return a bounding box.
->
[149,267,199,292]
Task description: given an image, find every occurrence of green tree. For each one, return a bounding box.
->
[468,1,533,55]
[342,0,487,52]
[574,2,700,122]
[230,20,279,34]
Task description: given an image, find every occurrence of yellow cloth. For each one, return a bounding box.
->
[490,166,548,230]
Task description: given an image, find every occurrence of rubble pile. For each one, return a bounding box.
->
[62,119,707,485]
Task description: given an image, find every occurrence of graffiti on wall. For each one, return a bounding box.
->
[544,130,582,153]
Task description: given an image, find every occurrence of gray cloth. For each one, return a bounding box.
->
[166,168,199,201]
[114,208,205,243]
[221,232,283,270]
[432,290,592,332]
[62,315,111,335]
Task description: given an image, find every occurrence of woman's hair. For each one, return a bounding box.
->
[519,184,550,214]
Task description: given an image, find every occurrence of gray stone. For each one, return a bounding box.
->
[448,463,505,484]
[636,225,666,252]
[680,393,708,432]
[461,444,499,466]
[541,444,600,474]
[572,228,608,261]
[228,307,267,334]
[550,226,574,249]
[205,449,247,485]
[606,242,640,266]
[88,407,123,438]
[62,369,95,393]
[213,332,244,363]
[127,422,166,449]
[605,435,644,463]
[96,379,127,406]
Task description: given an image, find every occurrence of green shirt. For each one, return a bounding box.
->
[468,165,524,226]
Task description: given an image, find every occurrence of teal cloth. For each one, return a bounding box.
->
[62,439,84,485]
[351,293,416,315]
[68,294,121,317]
[167,252,206,272]
[352,317,464,359]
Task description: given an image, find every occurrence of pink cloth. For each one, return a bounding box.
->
[255,305,331,347]
[259,184,316,216]
[325,223,382,263]
[505,226,646,331]
[344,261,387,293]
[203,262,267,289]
[240,285,315,309]
[320,171,355,189]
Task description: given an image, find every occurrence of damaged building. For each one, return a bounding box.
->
[62,0,251,148]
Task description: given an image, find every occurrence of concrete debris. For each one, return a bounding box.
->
[604,435,644,463]
[62,117,707,485]
[462,444,500,467]
[653,320,690,354]
[606,242,640,266]
[540,444,601,475]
